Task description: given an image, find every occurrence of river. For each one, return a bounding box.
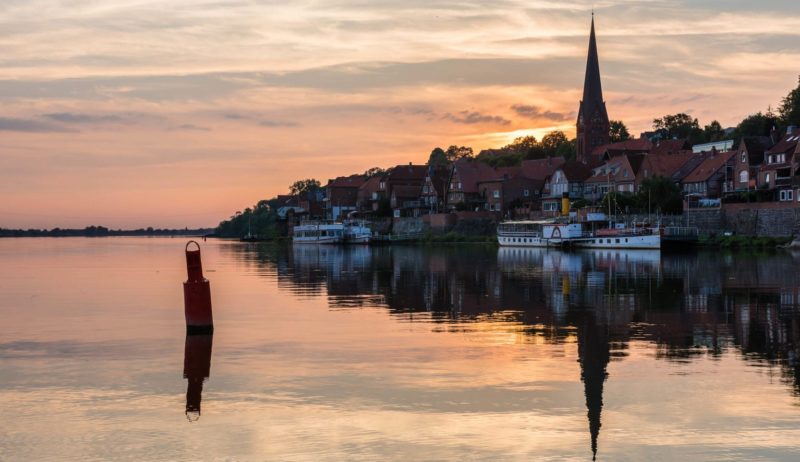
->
[1,238,799,461]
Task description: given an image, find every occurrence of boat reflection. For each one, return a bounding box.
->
[183,334,213,421]
[223,243,800,458]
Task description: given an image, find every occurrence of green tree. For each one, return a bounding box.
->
[445,145,474,162]
[702,120,725,143]
[609,120,631,142]
[636,176,683,214]
[732,111,781,139]
[779,75,800,127]
[540,131,569,156]
[653,113,703,144]
[601,191,638,215]
[427,147,448,167]
[555,138,577,162]
[363,167,385,178]
[289,179,321,195]
[504,136,539,154]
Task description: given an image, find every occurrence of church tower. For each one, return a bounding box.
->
[576,15,610,164]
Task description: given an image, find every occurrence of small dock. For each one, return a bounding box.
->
[662,226,699,244]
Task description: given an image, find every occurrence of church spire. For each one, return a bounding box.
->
[576,15,610,164]
[582,16,603,109]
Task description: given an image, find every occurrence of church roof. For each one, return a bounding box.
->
[579,16,608,122]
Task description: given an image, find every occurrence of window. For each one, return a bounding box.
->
[779,154,786,163]
[766,173,771,184]
[770,155,775,164]
[797,189,800,202]
[739,170,748,184]
[523,189,530,197]
[493,190,500,198]
[741,152,747,163]
[789,190,794,201]
[623,169,629,178]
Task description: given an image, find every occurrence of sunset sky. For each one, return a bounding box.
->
[2,0,800,228]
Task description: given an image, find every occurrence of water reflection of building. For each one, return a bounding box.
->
[224,243,800,454]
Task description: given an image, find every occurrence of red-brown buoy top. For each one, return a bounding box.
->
[185,241,204,282]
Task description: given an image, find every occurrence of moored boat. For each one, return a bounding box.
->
[497,214,661,250]
[292,220,372,245]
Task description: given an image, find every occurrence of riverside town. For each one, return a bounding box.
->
[218,17,800,249]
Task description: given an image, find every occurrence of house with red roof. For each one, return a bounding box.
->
[641,150,695,183]
[446,158,500,211]
[420,166,451,214]
[757,127,800,194]
[384,163,429,217]
[681,151,736,198]
[520,157,566,181]
[476,167,545,216]
[541,161,593,215]
[731,136,773,192]
[589,138,653,165]
[583,153,647,202]
[357,175,384,213]
[325,174,367,220]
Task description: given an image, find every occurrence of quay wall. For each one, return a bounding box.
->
[385,203,800,239]
[721,202,799,237]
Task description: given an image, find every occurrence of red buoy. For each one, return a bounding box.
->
[183,241,214,334]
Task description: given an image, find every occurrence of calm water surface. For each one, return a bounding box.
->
[2,238,800,461]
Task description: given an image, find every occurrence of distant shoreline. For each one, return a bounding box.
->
[0,226,214,238]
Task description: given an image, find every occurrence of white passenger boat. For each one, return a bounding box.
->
[497,220,583,247]
[292,221,372,245]
[497,215,661,250]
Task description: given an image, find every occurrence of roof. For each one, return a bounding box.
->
[451,158,502,193]
[671,154,708,182]
[327,174,367,188]
[578,16,608,125]
[391,184,422,199]
[650,139,690,156]
[476,167,523,185]
[520,157,566,180]
[682,151,735,183]
[585,153,646,184]
[591,138,653,157]
[357,175,382,200]
[645,151,695,179]
[559,161,593,182]
[387,164,428,181]
[765,128,800,156]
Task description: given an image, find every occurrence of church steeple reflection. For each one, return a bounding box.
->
[575,309,610,461]
[183,334,213,421]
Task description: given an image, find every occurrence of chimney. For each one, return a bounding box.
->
[771,125,780,144]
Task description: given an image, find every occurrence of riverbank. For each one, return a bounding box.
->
[697,235,792,248]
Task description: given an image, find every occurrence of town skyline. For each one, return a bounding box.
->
[2,1,800,228]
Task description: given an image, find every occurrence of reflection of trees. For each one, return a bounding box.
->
[221,243,800,398]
